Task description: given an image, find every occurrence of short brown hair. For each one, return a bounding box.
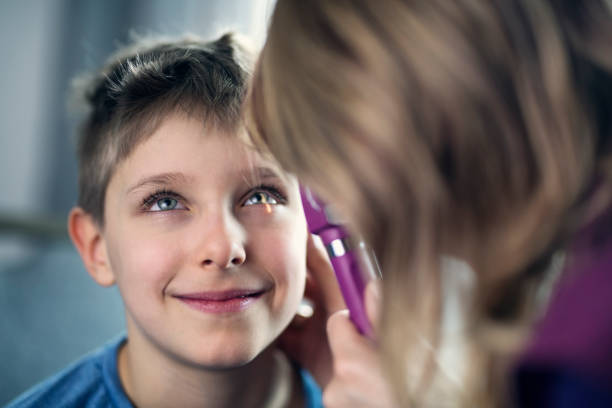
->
[73,32,254,225]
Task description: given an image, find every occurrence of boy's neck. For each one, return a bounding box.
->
[117,334,304,408]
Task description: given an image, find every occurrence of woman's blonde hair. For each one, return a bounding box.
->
[247,0,612,405]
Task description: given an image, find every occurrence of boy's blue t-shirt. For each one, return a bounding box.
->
[6,335,323,408]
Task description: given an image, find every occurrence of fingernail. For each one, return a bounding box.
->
[367,279,381,304]
[365,279,382,328]
[311,233,324,249]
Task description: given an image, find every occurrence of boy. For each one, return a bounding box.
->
[7,33,322,407]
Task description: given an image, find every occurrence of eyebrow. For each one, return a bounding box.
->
[126,172,192,194]
[242,165,287,185]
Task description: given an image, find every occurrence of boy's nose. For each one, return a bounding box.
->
[198,211,246,270]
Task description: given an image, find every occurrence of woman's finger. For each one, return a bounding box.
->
[324,309,399,407]
[327,310,372,359]
[306,233,346,313]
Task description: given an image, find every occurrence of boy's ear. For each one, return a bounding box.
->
[68,207,115,287]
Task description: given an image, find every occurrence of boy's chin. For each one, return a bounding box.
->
[187,343,271,371]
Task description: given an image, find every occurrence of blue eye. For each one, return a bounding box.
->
[243,191,279,206]
[142,190,186,212]
[152,197,178,211]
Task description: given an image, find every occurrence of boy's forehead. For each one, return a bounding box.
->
[112,116,292,191]
[201,124,291,183]
[122,112,262,164]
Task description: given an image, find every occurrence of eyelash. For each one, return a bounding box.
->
[141,189,183,211]
[242,184,288,206]
[140,184,288,212]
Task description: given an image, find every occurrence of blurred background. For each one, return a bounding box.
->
[0,0,274,404]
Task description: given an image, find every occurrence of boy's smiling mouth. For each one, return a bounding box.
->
[173,289,269,314]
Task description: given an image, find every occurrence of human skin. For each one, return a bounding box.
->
[69,112,309,407]
[282,240,397,408]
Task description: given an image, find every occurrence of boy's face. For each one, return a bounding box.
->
[100,112,307,368]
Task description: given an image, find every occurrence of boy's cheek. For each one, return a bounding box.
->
[252,232,307,291]
[256,236,307,321]
[109,235,183,288]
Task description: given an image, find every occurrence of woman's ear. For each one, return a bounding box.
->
[67,207,115,287]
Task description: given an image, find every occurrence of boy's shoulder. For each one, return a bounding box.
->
[6,335,131,408]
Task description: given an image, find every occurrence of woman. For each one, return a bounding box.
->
[248,1,612,406]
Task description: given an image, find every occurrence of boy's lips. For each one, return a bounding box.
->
[173,288,269,314]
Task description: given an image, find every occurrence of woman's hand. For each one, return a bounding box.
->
[324,281,399,408]
[279,234,398,406]
[278,234,346,387]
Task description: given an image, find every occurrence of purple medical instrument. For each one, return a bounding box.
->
[301,186,380,337]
